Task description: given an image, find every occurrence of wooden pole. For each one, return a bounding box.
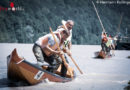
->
[92,1,105,32]
[117,13,123,35]
[49,27,73,77]
[69,56,83,74]
[63,44,83,74]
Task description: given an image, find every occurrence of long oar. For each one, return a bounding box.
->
[69,55,83,74]
[49,27,73,77]
[92,1,106,32]
[63,45,83,74]
[117,13,123,35]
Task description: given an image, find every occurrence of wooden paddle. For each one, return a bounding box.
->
[92,1,106,32]
[49,27,73,77]
[69,56,83,74]
[117,13,123,35]
[63,45,83,74]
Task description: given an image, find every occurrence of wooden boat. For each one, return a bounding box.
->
[7,49,76,85]
[95,50,111,59]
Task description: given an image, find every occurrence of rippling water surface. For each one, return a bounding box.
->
[0,43,130,90]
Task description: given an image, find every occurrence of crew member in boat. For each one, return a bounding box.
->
[108,35,115,56]
[56,20,74,77]
[33,29,70,76]
[56,20,74,50]
[101,31,108,54]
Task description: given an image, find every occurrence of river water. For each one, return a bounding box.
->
[0,43,130,90]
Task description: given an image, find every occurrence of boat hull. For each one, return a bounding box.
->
[7,49,76,85]
[95,50,110,59]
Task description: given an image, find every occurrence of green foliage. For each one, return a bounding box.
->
[0,0,130,44]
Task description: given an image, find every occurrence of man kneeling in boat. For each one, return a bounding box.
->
[33,30,70,77]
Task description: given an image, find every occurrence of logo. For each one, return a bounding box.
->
[34,71,44,80]
[0,0,24,12]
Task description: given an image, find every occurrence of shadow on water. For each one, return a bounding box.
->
[127,56,130,59]
[124,81,130,90]
[0,78,30,88]
[92,57,104,59]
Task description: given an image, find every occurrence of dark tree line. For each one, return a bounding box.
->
[0,0,130,44]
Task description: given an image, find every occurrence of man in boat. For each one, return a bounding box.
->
[102,34,114,57]
[56,20,74,76]
[33,30,70,75]
[101,31,108,54]
[57,20,74,48]
[108,35,115,56]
